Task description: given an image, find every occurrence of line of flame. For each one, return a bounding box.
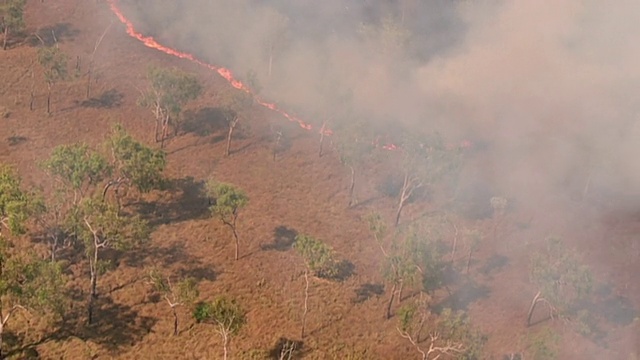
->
[104,0,475,153]
[106,1,341,135]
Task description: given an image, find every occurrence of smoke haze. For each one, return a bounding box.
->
[121,0,640,206]
[114,0,640,355]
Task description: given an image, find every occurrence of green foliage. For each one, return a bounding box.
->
[397,302,418,333]
[108,124,166,193]
[527,328,559,360]
[293,234,340,279]
[399,132,461,186]
[138,66,202,118]
[41,143,111,195]
[11,256,68,315]
[206,181,249,221]
[530,237,593,316]
[0,0,26,31]
[37,46,68,86]
[148,268,199,306]
[0,236,67,319]
[437,308,487,360]
[218,88,254,122]
[365,212,387,243]
[78,197,150,252]
[193,296,246,335]
[0,165,33,235]
[333,118,375,167]
[383,224,445,294]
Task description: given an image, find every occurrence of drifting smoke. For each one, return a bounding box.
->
[117,0,640,207]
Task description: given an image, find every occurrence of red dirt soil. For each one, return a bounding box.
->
[0,1,638,359]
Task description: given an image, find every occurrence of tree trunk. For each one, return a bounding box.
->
[172,306,179,336]
[301,270,309,339]
[398,281,404,303]
[386,282,397,319]
[225,118,238,157]
[86,65,93,99]
[395,173,410,227]
[318,122,327,158]
[395,197,406,227]
[29,90,34,111]
[46,86,52,114]
[88,246,99,325]
[160,115,170,149]
[0,322,4,360]
[225,126,234,157]
[347,166,356,207]
[232,226,239,261]
[3,26,8,50]
[466,247,473,275]
[154,118,161,143]
[272,131,282,161]
[526,290,542,326]
[268,45,273,80]
[222,332,229,360]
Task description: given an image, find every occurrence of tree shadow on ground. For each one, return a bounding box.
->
[324,260,355,282]
[79,89,124,109]
[130,176,210,227]
[14,294,157,357]
[261,225,297,251]
[352,283,384,304]
[27,23,80,47]
[122,241,218,284]
[7,135,27,146]
[479,254,510,278]
[81,296,156,353]
[434,279,491,313]
[181,107,227,137]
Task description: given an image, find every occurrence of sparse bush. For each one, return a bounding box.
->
[528,237,593,326]
[194,296,246,360]
[207,181,249,260]
[293,234,340,279]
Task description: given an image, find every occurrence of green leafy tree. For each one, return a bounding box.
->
[396,299,485,360]
[0,165,34,237]
[293,234,340,279]
[0,237,67,358]
[367,213,445,319]
[148,268,199,336]
[396,296,466,360]
[193,296,246,360]
[527,237,593,326]
[0,0,25,50]
[206,181,249,261]
[33,190,70,262]
[79,197,149,324]
[218,88,253,157]
[391,132,460,226]
[41,143,111,205]
[138,66,202,147]
[37,46,69,114]
[104,124,166,205]
[333,118,375,207]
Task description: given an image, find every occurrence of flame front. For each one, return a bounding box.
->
[105,0,335,136]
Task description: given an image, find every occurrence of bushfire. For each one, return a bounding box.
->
[105,0,469,152]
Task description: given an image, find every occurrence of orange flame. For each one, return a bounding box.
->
[105,0,405,149]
